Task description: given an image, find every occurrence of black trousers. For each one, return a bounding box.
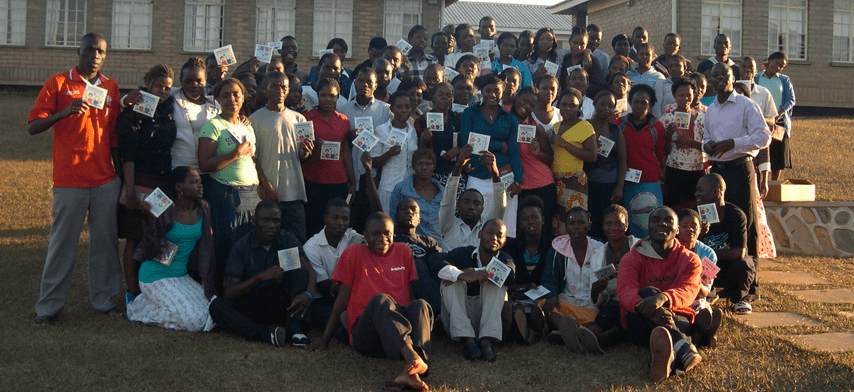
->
[625,287,691,347]
[713,257,756,303]
[352,294,433,363]
[209,268,308,341]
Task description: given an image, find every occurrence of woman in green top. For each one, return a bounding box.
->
[198,78,275,293]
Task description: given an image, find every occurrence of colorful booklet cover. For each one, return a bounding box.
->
[354,117,374,135]
[474,46,490,63]
[517,124,536,143]
[597,135,615,158]
[451,103,466,113]
[566,64,581,75]
[615,98,628,115]
[500,172,515,191]
[154,239,179,267]
[352,130,380,153]
[444,67,459,80]
[426,112,444,131]
[254,44,273,63]
[674,111,691,130]
[133,90,159,117]
[278,247,301,271]
[544,60,559,77]
[386,129,408,147]
[320,141,340,160]
[594,264,617,281]
[295,121,314,141]
[700,256,720,285]
[144,187,173,218]
[486,257,511,287]
[214,44,237,66]
[267,41,283,50]
[625,168,642,183]
[395,38,413,56]
[318,49,333,56]
[82,84,108,110]
[467,132,490,155]
[479,39,495,52]
[697,203,720,224]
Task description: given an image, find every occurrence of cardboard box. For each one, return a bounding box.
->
[766,179,815,202]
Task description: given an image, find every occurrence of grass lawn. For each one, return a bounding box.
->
[2,92,853,391]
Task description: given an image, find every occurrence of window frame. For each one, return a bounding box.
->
[111,0,153,50]
[312,0,353,56]
[0,0,27,46]
[833,0,854,63]
[183,0,224,53]
[256,0,295,45]
[45,0,87,47]
[768,0,808,60]
[700,0,742,57]
[383,0,422,43]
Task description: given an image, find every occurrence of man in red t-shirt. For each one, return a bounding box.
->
[28,33,123,326]
[307,212,432,391]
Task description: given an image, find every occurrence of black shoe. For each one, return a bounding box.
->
[270,326,287,347]
[546,331,563,345]
[691,308,713,345]
[703,308,723,348]
[289,333,311,347]
[513,309,528,344]
[463,341,481,360]
[32,314,57,327]
[674,339,702,372]
[480,343,497,361]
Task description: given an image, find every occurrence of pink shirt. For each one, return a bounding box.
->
[518,117,555,190]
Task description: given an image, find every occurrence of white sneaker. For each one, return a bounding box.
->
[734,301,752,315]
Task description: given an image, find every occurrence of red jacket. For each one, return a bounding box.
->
[616,239,701,328]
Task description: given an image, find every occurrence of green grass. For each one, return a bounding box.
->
[2,95,854,391]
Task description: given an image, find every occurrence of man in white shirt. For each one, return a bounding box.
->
[301,53,348,111]
[703,62,771,262]
[250,72,312,243]
[438,147,506,252]
[738,56,778,199]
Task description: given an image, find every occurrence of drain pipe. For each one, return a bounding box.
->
[671,0,677,33]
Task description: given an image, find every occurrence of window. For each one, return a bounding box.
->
[0,0,26,45]
[313,0,352,55]
[834,0,854,62]
[256,0,295,44]
[45,0,86,47]
[184,0,223,52]
[769,0,807,60]
[383,0,421,42]
[701,0,741,56]
[112,0,152,50]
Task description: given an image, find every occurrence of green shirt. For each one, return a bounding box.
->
[198,116,259,186]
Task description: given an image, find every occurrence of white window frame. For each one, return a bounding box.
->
[0,0,26,46]
[112,0,152,50]
[700,0,742,57]
[383,0,421,43]
[833,0,854,62]
[313,0,352,55]
[184,0,223,52]
[769,0,807,60]
[256,0,295,44]
[45,0,87,47]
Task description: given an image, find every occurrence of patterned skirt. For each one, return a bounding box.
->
[126,275,215,332]
[554,171,589,236]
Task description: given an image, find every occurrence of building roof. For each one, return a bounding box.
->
[443,1,575,34]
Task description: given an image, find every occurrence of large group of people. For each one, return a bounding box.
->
[28,16,796,387]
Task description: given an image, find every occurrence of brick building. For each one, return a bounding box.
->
[549,0,854,109]
[442,1,575,50]
[0,0,449,89]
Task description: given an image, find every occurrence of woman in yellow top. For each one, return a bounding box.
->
[550,88,597,235]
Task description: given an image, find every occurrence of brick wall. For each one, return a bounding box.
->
[588,0,672,57]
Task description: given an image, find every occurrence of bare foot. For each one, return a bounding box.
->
[405,357,428,375]
[394,372,429,391]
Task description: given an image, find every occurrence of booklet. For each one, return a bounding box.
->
[133,90,159,117]
[500,172,515,191]
[700,256,720,285]
[524,285,550,300]
[480,39,495,52]
[214,44,237,66]
[352,130,380,153]
[318,49,333,57]
[474,46,490,63]
[674,111,691,130]
[444,66,460,81]
[486,257,511,287]
[395,38,413,56]
[615,98,628,115]
[502,64,513,71]
[597,135,615,158]
[544,60,559,77]
[566,64,581,75]
[594,264,617,281]
[154,239,179,267]
[426,112,444,131]
[82,84,108,110]
[517,124,536,143]
[354,117,374,135]
[278,247,301,271]
[320,141,340,160]
[467,132,490,154]
[254,44,273,63]
[144,187,173,218]
[295,121,314,141]
[697,203,720,224]
[386,129,408,147]
[451,103,467,113]
[267,41,283,50]
[625,168,642,183]
[228,126,251,145]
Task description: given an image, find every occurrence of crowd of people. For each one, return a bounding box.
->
[27,15,797,388]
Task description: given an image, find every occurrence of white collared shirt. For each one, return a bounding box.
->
[703,91,771,162]
[438,174,506,251]
[438,247,487,282]
[303,227,364,282]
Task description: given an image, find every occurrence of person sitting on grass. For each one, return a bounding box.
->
[434,218,515,362]
[308,212,432,392]
[539,207,606,353]
[694,173,756,315]
[207,201,316,347]
[125,166,215,332]
[616,206,702,383]
[676,208,723,348]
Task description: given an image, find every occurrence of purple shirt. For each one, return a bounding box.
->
[702,92,771,162]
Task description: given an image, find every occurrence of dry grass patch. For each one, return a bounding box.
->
[788,117,854,201]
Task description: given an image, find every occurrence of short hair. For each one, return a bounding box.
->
[454,23,473,40]
[425,63,444,75]
[316,77,340,96]
[79,32,105,50]
[233,71,255,84]
[611,34,630,49]
[399,76,426,92]
[696,61,715,74]
[635,42,654,54]
[382,45,403,58]
[411,148,436,166]
[286,73,302,88]
[518,30,535,43]
[365,212,393,228]
[169,166,197,186]
[143,64,173,86]
[496,32,517,47]
[317,52,340,68]
[325,197,349,215]
[499,66,521,80]
[459,187,483,203]
[664,32,681,42]
[388,90,411,107]
[180,57,206,80]
[558,87,584,116]
[474,73,505,91]
[602,204,628,222]
[628,83,657,108]
[632,26,648,36]
[569,66,589,83]
[281,35,297,42]
[450,74,471,87]
[767,51,788,64]
[516,85,539,98]
[355,66,377,80]
[677,208,701,223]
[593,90,615,105]
[586,24,602,34]
[608,71,629,86]
[667,53,687,66]
[265,71,286,86]
[255,199,281,215]
[535,74,558,89]
[369,37,388,51]
[327,38,348,53]
[733,82,751,97]
[671,76,697,96]
[408,25,428,40]
[479,16,495,25]
[204,53,218,67]
[433,81,453,95]
[688,72,707,87]
[609,55,630,71]
[566,206,591,222]
[431,32,447,46]
[519,195,544,215]
[569,26,588,42]
[456,54,479,70]
[212,78,246,99]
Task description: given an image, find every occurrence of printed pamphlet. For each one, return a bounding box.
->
[82,84,108,110]
[295,121,314,141]
[625,168,642,183]
[486,257,511,287]
[517,124,536,143]
[467,132,490,154]
[426,112,444,131]
[597,135,615,158]
[320,141,340,160]
[214,44,237,66]
[133,90,159,117]
[697,203,720,224]
[352,130,380,153]
[278,247,301,271]
[144,187,173,218]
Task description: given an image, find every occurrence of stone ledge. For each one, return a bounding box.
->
[764,201,854,258]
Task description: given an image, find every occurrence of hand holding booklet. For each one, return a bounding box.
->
[133,91,159,117]
[486,257,511,287]
[278,247,301,271]
[524,285,550,300]
[144,187,173,218]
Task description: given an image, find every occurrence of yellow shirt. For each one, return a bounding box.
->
[551,120,595,173]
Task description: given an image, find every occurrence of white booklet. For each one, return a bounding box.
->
[615,98,628,115]
[278,247,301,271]
[82,84,108,110]
[625,168,642,183]
[144,187,173,218]
[474,47,490,63]
[133,90,159,117]
[467,132,490,154]
[254,44,273,63]
[674,111,691,130]
[395,38,413,56]
[544,60,559,77]
[517,124,536,143]
[697,203,720,224]
[354,117,374,135]
[320,141,340,160]
[426,112,444,131]
[594,264,617,281]
[154,239,179,267]
[267,41,283,50]
[480,39,495,52]
[214,44,237,66]
[597,135,615,158]
[295,121,314,141]
[386,129,408,147]
[318,49,333,56]
[444,67,460,81]
[352,130,380,153]
[566,64,581,75]
[451,103,467,113]
[524,285,550,300]
[500,172,515,191]
[486,257,511,287]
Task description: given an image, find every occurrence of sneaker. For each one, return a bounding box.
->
[559,315,586,354]
[734,300,752,315]
[270,326,287,347]
[32,314,56,327]
[463,341,481,360]
[546,331,564,345]
[480,343,497,362]
[674,339,702,372]
[649,326,674,383]
[577,326,605,354]
[290,333,311,347]
[513,308,528,343]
